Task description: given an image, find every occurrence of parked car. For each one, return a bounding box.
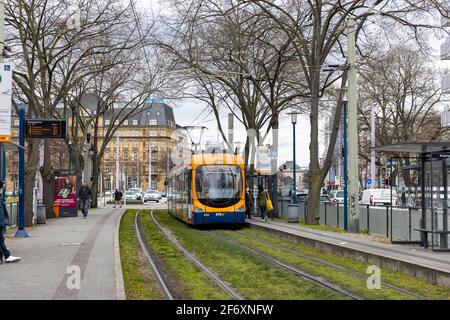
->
[319,195,332,203]
[360,189,398,206]
[124,190,139,200]
[129,188,144,200]
[160,191,167,198]
[329,190,345,204]
[143,190,161,203]
[296,193,309,203]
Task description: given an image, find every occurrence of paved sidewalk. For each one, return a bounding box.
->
[247,218,450,273]
[0,208,125,300]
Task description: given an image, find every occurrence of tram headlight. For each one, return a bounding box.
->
[194,206,204,212]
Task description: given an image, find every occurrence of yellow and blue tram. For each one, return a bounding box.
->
[167,152,246,225]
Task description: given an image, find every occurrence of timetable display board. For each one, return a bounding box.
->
[25,119,67,139]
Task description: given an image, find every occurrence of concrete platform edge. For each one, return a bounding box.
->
[114,209,126,300]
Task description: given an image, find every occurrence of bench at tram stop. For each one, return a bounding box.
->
[413,228,450,249]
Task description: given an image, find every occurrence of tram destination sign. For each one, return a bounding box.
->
[25,119,67,139]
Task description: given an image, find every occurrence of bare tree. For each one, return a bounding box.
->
[358,44,446,185]
[246,0,449,224]
[5,0,149,223]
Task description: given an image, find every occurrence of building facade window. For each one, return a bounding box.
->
[149,119,157,126]
[149,130,157,137]
[114,120,119,125]
[132,142,138,148]
[124,152,129,160]
[124,120,129,125]
[105,153,110,160]
[123,140,128,148]
[105,119,110,126]
[132,152,138,160]
[133,120,138,126]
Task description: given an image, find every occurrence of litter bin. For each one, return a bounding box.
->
[53,203,60,218]
[37,204,46,224]
[287,203,299,223]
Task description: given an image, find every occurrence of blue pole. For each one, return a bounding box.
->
[292,122,297,204]
[15,108,28,238]
[343,101,348,231]
[1,145,5,203]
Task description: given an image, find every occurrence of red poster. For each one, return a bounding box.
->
[54,175,77,209]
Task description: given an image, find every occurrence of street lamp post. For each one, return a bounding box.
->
[287,112,300,223]
[290,113,298,204]
[343,92,349,231]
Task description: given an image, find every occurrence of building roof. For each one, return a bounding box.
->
[79,94,176,128]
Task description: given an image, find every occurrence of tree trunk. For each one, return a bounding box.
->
[306,73,321,225]
[41,140,54,218]
[90,155,100,208]
[24,140,40,227]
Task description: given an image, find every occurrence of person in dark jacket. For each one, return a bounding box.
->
[113,189,123,208]
[78,182,92,218]
[0,181,21,263]
[245,188,253,219]
[257,185,268,221]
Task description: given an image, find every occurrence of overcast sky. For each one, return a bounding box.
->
[136,0,449,168]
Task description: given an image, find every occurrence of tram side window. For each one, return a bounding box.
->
[185,170,192,204]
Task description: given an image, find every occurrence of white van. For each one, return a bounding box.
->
[360,189,397,206]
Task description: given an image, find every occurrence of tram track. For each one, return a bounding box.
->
[134,210,175,300]
[231,229,431,300]
[149,211,245,300]
[209,230,363,300]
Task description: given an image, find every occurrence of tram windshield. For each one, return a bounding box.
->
[195,165,243,208]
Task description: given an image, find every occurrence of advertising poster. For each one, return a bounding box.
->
[54,175,77,217]
[256,146,272,174]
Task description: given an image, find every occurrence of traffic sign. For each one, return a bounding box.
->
[367,178,373,186]
[0,63,13,142]
[25,119,67,139]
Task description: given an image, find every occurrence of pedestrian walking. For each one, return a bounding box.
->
[78,182,92,218]
[257,185,268,221]
[113,189,123,208]
[409,192,415,208]
[245,188,253,219]
[0,182,21,264]
[401,190,407,208]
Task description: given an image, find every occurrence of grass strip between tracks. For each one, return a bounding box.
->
[236,227,450,300]
[152,210,349,300]
[139,211,231,300]
[119,209,166,300]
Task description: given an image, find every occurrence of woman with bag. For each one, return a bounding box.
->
[257,185,274,221]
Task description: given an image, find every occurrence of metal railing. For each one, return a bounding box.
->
[272,199,425,242]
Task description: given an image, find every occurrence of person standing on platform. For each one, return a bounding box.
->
[0,182,21,264]
[257,185,268,222]
[245,188,253,219]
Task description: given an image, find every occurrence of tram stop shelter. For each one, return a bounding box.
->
[374,142,450,252]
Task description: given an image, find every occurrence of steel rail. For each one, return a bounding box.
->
[135,210,175,300]
[150,211,245,300]
[211,231,363,300]
[233,230,431,300]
